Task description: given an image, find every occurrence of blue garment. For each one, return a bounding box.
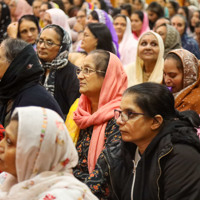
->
[181,33,200,59]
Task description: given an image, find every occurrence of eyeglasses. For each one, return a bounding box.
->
[36,39,61,48]
[76,67,105,77]
[114,109,145,123]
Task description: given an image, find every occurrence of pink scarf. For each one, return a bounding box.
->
[73,52,127,173]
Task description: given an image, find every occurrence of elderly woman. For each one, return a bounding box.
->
[171,14,200,59]
[164,49,200,114]
[0,38,63,127]
[155,23,182,57]
[0,106,98,199]
[105,82,200,199]
[72,50,127,199]
[17,15,40,50]
[113,14,138,66]
[36,24,80,118]
[125,31,164,87]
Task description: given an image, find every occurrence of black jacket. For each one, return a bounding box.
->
[0,45,64,126]
[99,120,200,200]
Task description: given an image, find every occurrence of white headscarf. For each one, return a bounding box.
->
[118,16,138,67]
[125,31,164,87]
[0,106,98,200]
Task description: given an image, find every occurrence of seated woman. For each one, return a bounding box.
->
[36,24,80,118]
[0,106,98,199]
[131,10,150,40]
[171,14,200,59]
[155,23,182,57]
[0,38,63,127]
[108,82,200,199]
[87,9,119,57]
[113,14,138,66]
[125,31,164,87]
[69,23,116,67]
[164,49,200,114]
[17,15,40,50]
[73,50,127,199]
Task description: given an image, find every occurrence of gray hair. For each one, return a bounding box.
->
[2,38,28,63]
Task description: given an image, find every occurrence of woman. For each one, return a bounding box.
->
[155,23,182,57]
[125,31,164,87]
[146,2,164,29]
[105,82,200,199]
[8,0,33,22]
[131,10,150,40]
[73,50,127,199]
[17,15,40,50]
[0,2,11,43]
[36,24,80,118]
[88,9,119,57]
[0,106,98,199]
[43,8,71,39]
[113,14,138,66]
[164,49,200,114]
[190,10,200,36]
[166,0,179,18]
[171,14,200,59]
[39,2,53,28]
[0,38,63,127]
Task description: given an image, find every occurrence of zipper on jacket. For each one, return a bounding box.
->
[102,153,120,200]
[156,147,173,200]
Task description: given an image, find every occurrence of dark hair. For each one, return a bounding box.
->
[89,49,110,77]
[190,10,200,32]
[2,38,28,63]
[169,0,180,14]
[123,82,200,127]
[178,6,189,21]
[132,10,144,22]
[90,10,99,21]
[120,3,132,17]
[41,2,53,9]
[113,13,127,21]
[98,0,109,13]
[147,2,164,19]
[132,0,144,9]
[195,20,200,28]
[17,15,40,38]
[87,23,115,54]
[52,0,65,11]
[165,52,183,71]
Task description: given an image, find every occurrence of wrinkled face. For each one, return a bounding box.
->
[171,16,185,36]
[0,120,18,177]
[155,25,167,42]
[87,14,99,24]
[138,33,160,62]
[32,0,42,18]
[131,13,143,32]
[117,94,155,145]
[76,10,86,26]
[132,0,143,11]
[81,27,97,53]
[113,16,127,40]
[37,28,61,62]
[195,26,200,41]
[43,12,52,26]
[39,4,48,20]
[19,20,39,44]
[91,0,101,9]
[147,10,158,23]
[77,54,104,98]
[164,57,183,93]
[62,0,72,13]
[0,44,10,79]
[191,11,200,27]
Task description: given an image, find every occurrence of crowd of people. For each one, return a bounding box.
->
[0,0,200,199]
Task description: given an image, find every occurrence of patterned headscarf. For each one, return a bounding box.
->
[0,106,97,200]
[0,2,11,42]
[169,49,199,88]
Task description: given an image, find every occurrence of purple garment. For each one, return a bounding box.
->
[95,9,120,58]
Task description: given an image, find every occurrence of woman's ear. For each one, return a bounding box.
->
[151,114,163,130]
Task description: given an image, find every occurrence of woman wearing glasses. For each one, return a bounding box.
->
[36,24,80,118]
[72,50,127,199]
[102,82,200,199]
